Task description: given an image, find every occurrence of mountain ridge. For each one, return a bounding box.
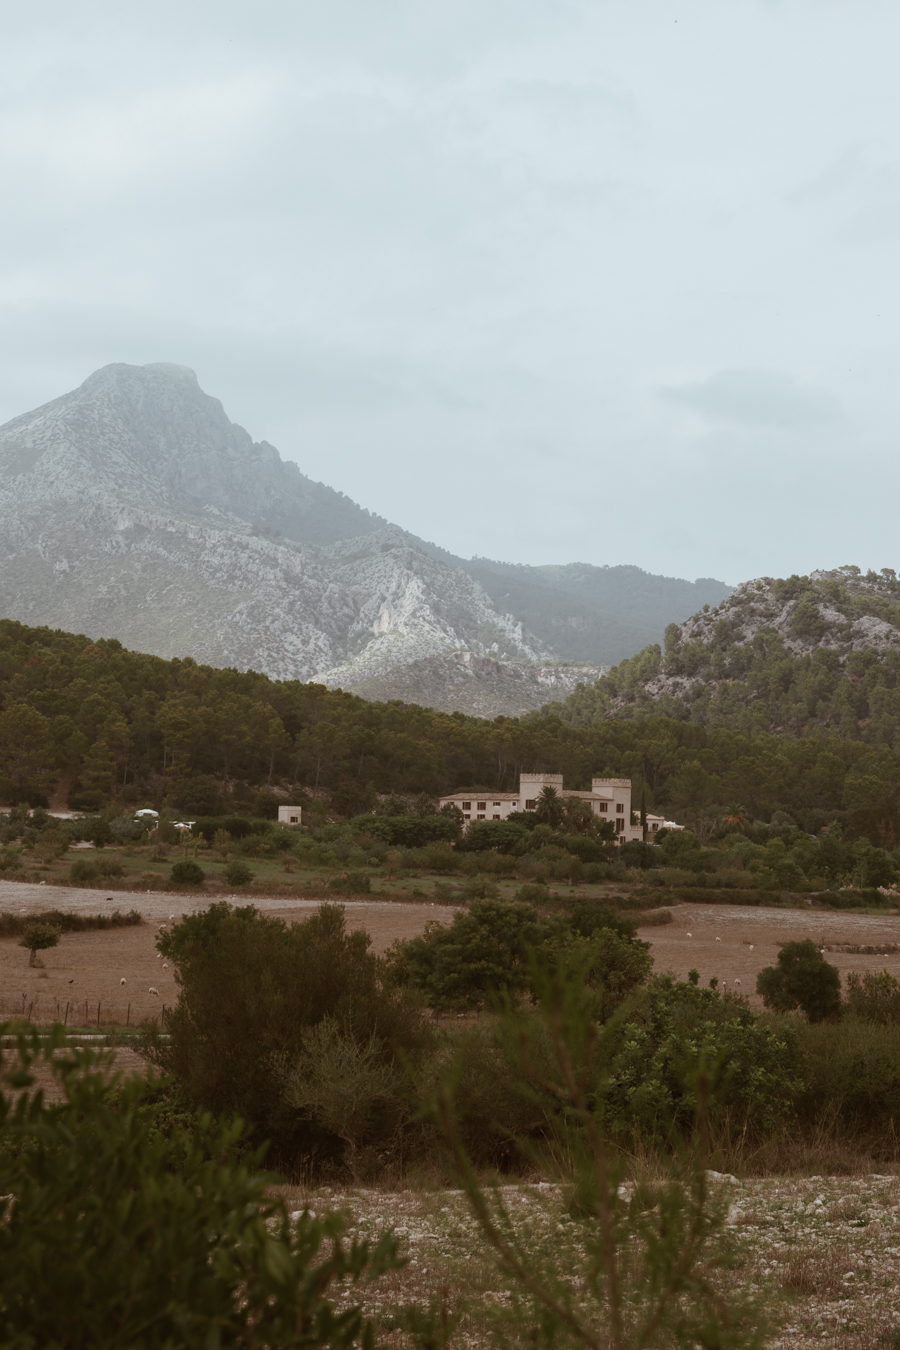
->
[0,361,732,710]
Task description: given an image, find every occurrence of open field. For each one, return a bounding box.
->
[2,880,900,1024]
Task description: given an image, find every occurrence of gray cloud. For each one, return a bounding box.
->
[0,0,899,583]
[660,369,843,431]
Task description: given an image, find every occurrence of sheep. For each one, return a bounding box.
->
[156,952,162,959]
[715,937,721,942]
[162,963,168,971]
[149,987,159,996]
[169,914,175,920]
[734,978,742,987]
[749,944,754,951]
[686,932,693,938]
[120,977,126,986]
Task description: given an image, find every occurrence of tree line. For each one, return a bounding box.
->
[2,617,900,846]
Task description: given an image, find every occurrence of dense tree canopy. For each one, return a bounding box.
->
[3,616,900,848]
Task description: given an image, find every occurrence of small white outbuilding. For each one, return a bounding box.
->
[277,806,303,826]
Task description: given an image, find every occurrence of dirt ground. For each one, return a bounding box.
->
[2,880,900,1025]
[0,884,456,1026]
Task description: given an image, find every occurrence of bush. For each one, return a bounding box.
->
[789,1016,900,1143]
[845,969,900,1024]
[756,940,842,1022]
[191,816,270,844]
[0,1030,400,1346]
[604,977,800,1137]
[69,858,99,883]
[150,903,431,1162]
[513,882,550,906]
[97,858,124,878]
[403,899,545,1011]
[327,871,371,894]
[568,900,640,944]
[352,813,460,848]
[170,860,206,886]
[252,788,280,819]
[618,840,659,870]
[171,774,225,816]
[460,820,530,854]
[224,860,255,886]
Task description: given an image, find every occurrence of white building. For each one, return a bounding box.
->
[438,772,683,844]
[277,805,303,826]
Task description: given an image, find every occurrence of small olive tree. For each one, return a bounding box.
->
[756,939,841,1022]
[19,920,60,967]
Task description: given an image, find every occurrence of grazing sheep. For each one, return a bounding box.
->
[734,978,742,987]
[156,952,162,959]
[715,937,721,942]
[120,977,126,986]
[149,987,159,996]
[749,944,754,951]
[162,963,168,971]
[686,932,693,938]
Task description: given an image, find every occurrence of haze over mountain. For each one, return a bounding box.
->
[0,362,730,712]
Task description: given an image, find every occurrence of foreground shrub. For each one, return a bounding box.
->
[403,899,546,1011]
[605,977,800,1137]
[151,903,431,1163]
[789,1015,900,1142]
[0,1028,400,1347]
[756,940,842,1022]
[430,964,765,1349]
[170,859,206,886]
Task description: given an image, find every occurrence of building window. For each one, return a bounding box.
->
[477,802,487,811]
[463,813,471,820]
[616,803,624,815]
[462,802,471,810]
[598,802,607,813]
[477,814,485,820]
[525,799,536,810]
[493,814,500,820]
[493,802,501,807]
[651,822,658,831]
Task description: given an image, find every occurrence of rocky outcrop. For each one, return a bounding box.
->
[348,651,606,717]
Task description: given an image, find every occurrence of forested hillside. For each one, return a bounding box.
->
[551,566,900,745]
[2,615,900,845]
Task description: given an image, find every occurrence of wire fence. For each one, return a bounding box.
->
[0,994,167,1029]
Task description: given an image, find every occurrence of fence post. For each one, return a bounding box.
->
[84,1000,88,1025]
[27,1001,33,1024]
[97,1002,101,1029]
[64,1001,69,1028]
[126,1003,130,1027]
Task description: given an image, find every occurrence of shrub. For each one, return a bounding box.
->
[69,858,99,883]
[327,871,371,894]
[845,969,900,1024]
[171,774,224,816]
[791,1016,900,1143]
[568,900,640,944]
[224,859,255,886]
[605,977,800,1136]
[460,820,530,854]
[0,1030,400,1346]
[461,874,500,900]
[756,940,842,1022]
[618,840,659,869]
[541,928,653,1023]
[252,788,280,819]
[403,899,546,1011]
[170,859,206,886]
[97,858,124,878]
[352,813,460,848]
[150,903,431,1161]
[514,882,550,906]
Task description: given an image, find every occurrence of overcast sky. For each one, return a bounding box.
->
[1,0,898,585]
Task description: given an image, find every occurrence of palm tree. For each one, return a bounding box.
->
[534,784,565,829]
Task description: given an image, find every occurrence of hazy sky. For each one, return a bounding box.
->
[1,0,898,584]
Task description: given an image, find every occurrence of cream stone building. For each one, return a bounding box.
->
[438,772,683,844]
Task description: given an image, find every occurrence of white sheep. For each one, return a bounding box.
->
[749,944,754,951]
[162,963,168,971]
[734,978,742,987]
[156,952,162,959]
[686,932,693,938]
[120,977,126,986]
[169,914,175,920]
[715,937,721,942]
[149,987,159,996]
